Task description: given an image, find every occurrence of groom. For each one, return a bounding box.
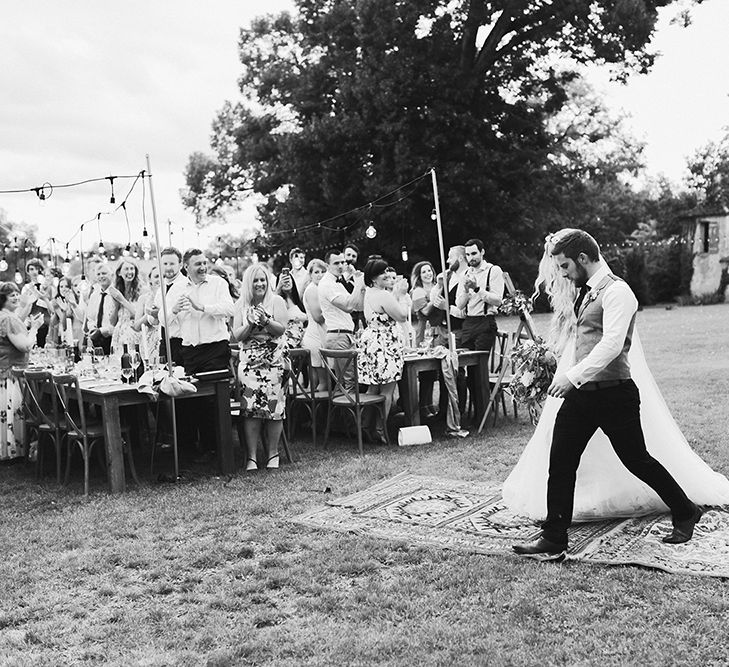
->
[513,229,702,560]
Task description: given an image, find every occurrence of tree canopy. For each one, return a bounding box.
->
[184,0,701,285]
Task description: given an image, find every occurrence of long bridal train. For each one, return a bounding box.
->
[502,330,729,521]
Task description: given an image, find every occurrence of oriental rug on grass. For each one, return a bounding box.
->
[293,472,729,578]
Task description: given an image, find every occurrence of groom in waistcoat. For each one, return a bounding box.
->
[513,229,702,560]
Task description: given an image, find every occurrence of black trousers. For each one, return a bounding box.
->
[460,315,496,353]
[159,336,184,366]
[541,379,695,545]
[178,340,231,453]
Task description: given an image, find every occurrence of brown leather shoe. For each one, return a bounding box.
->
[513,537,567,561]
[662,505,703,544]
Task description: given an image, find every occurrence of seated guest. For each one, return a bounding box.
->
[276,266,307,349]
[84,264,118,355]
[357,259,409,443]
[301,259,329,391]
[0,282,44,460]
[232,263,289,471]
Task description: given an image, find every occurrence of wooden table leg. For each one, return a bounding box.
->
[100,395,126,493]
[403,362,421,426]
[214,380,235,474]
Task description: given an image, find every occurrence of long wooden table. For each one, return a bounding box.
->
[400,350,490,426]
[78,376,234,493]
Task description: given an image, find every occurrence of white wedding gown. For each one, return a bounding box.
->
[502,330,729,520]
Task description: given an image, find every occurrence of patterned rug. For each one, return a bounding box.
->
[293,472,729,578]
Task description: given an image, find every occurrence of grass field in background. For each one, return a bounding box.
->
[1,303,728,666]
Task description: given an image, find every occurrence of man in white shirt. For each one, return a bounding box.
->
[84,263,118,354]
[146,247,188,365]
[514,229,700,560]
[455,238,504,356]
[318,249,365,391]
[173,248,235,462]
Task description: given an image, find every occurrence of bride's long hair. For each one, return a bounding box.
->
[532,229,579,356]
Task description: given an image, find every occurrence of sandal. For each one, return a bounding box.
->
[246,458,258,472]
[266,454,279,470]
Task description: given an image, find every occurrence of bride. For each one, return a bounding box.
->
[502,230,729,520]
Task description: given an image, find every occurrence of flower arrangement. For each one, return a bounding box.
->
[507,338,557,424]
[498,290,533,316]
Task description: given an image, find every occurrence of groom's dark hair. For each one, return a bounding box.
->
[550,230,600,262]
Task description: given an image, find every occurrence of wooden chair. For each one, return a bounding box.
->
[11,367,36,461]
[319,348,390,454]
[485,331,519,425]
[23,369,65,482]
[51,373,139,496]
[286,348,329,446]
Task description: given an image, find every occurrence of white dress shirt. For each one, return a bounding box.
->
[455,262,504,316]
[152,271,189,338]
[318,271,362,332]
[566,263,638,388]
[85,286,118,336]
[178,274,234,346]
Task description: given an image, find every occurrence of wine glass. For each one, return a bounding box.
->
[130,350,142,382]
[121,366,135,383]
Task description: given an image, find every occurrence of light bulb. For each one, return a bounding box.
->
[215,257,224,266]
[141,229,152,253]
[0,259,7,272]
[365,222,377,239]
[14,271,23,284]
[62,260,70,275]
[109,254,116,260]
[46,259,53,268]
[430,210,437,221]
[401,245,409,262]
[122,244,131,257]
[79,276,89,293]
[98,241,106,254]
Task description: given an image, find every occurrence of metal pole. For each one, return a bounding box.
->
[146,154,179,480]
[430,168,454,356]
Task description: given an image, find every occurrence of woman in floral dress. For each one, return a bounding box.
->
[109,259,143,353]
[357,259,409,443]
[232,264,289,471]
[0,283,44,460]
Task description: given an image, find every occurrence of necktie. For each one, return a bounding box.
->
[338,276,354,294]
[96,291,107,328]
[165,281,173,294]
[574,285,589,316]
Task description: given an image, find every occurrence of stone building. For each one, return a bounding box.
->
[682,211,729,300]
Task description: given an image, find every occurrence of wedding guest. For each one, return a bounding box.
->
[289,247,309,297]
[431,245,467,346]
[49,277,85,346]
[134,266,161,363]
[301,259,328,391]
[410,260,440,418]
[276,266,307,348]
[318,250,366,391]
[343,242,365,329]
[358,260,409,443]
[19,259,52,347]
[209,264,239,339]
[232,263,288,471]
[110,259,143,353]
[84,264,118,355]
[0,282,44,460]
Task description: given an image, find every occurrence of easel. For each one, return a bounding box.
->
[477,272,539,434]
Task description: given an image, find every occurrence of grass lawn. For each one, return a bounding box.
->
[1,303,728,666]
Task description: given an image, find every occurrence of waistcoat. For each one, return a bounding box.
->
[574,274,635,381]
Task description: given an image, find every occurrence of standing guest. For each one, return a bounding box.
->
[301,259,329,391]
[232,263,288,471]
[289,247,309,297]
[19,259,52,347]
[455,238,504,355]
[358,260,409,443]
[209,264,240,339]
[173,248,234,461]
[49,277,85,346]
[84,264,118,355]
[146,247,188,366]
[110,259,143,353]
[223,265,242,296]
[318,250,366,392]
[385,266,413,347]
[342,242,365,330]
[0,283,44,460]
[410,260,440,418]
[134,266,161,363]
[276,266,307,349]
[431,245,467,346]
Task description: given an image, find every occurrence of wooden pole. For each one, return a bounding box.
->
[145,154,179,480]
[430,168,454,357]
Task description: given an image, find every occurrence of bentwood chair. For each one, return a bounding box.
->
[286,348,329,446]
[52,373,139,496]
[23,369,65,482]
[11,367,36,459]
[320,348,390,454]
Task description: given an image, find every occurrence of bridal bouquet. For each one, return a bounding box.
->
[508,338,557,425]
[498,290,533,316]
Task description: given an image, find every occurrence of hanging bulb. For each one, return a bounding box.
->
[365,222,377,239]
[0,259,7,272]
[430,209,437,221]
[109,254,116,261]
[401,245,409,262]
[215,257,224,266]
[98,241,106,254]
[143,250,150,261]
[141,228,152,253]
[62,259,71,275]
[108,177,116,204]
[78,275,89,293]
[122,244,131,257]
[10,237,18,250]
[14,271,23,284]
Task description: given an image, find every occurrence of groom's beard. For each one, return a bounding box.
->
[574,265,589,288]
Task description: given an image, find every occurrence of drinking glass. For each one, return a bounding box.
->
[121,366,135,383]
[131,350,141,379]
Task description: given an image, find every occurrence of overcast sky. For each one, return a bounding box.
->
[0,1,727,252]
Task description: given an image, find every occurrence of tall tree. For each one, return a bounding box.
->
[184,0,701,284]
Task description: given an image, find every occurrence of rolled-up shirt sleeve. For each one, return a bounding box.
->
[566,282,638,388]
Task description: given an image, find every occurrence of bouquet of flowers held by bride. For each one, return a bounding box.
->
[498,290,533,316]
[507,337,557,425]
